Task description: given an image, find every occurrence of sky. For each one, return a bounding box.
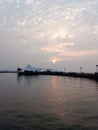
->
[0,0,98,72]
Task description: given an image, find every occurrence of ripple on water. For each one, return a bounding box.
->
[0,74,98,130]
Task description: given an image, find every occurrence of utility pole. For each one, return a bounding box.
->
[96,65,98,73]
[80,67,82,73]
[64,68,66,73]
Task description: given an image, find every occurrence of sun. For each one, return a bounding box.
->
[49,57,58,64]
[52,59,57,64]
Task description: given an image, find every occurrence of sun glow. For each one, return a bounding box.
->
[49,57,62,64]
[52,59,57,64]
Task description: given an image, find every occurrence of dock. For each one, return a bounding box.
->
[18,71,98,81]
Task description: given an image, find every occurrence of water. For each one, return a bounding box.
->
[0,73,98,130]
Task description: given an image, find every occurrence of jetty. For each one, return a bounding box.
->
[16,65,98,81]
[38,72,98,81]
[63,72,98,80]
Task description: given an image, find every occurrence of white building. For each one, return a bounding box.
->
[18,65,42,72]
[24,65,37,72]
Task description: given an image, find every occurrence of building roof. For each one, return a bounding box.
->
[24,65,37,72]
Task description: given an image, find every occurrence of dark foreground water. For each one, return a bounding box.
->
[0,73,98,130]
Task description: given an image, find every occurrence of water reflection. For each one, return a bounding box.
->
[17,74,40,84]
[95,81,98,89]
[49,76,72,123]
[0,74,98,129]
[51,76,58,89]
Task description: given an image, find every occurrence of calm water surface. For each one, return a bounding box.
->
[0,73,98,130]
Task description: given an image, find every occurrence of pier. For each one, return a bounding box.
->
[5,65,97,81]
[18,71,98,81]
[39,72,98,80]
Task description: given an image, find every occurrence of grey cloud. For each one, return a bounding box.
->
[0,0,98,71]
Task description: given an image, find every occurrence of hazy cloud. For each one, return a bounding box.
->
[0,0,98,71]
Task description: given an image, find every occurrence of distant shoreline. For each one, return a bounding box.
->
[0,71,17,73]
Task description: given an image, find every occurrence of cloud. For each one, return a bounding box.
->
[41,40,98,63]
[0,0,98,70]
[41,43,74,53]
[25,0,34,5]
[41,42,74,62]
